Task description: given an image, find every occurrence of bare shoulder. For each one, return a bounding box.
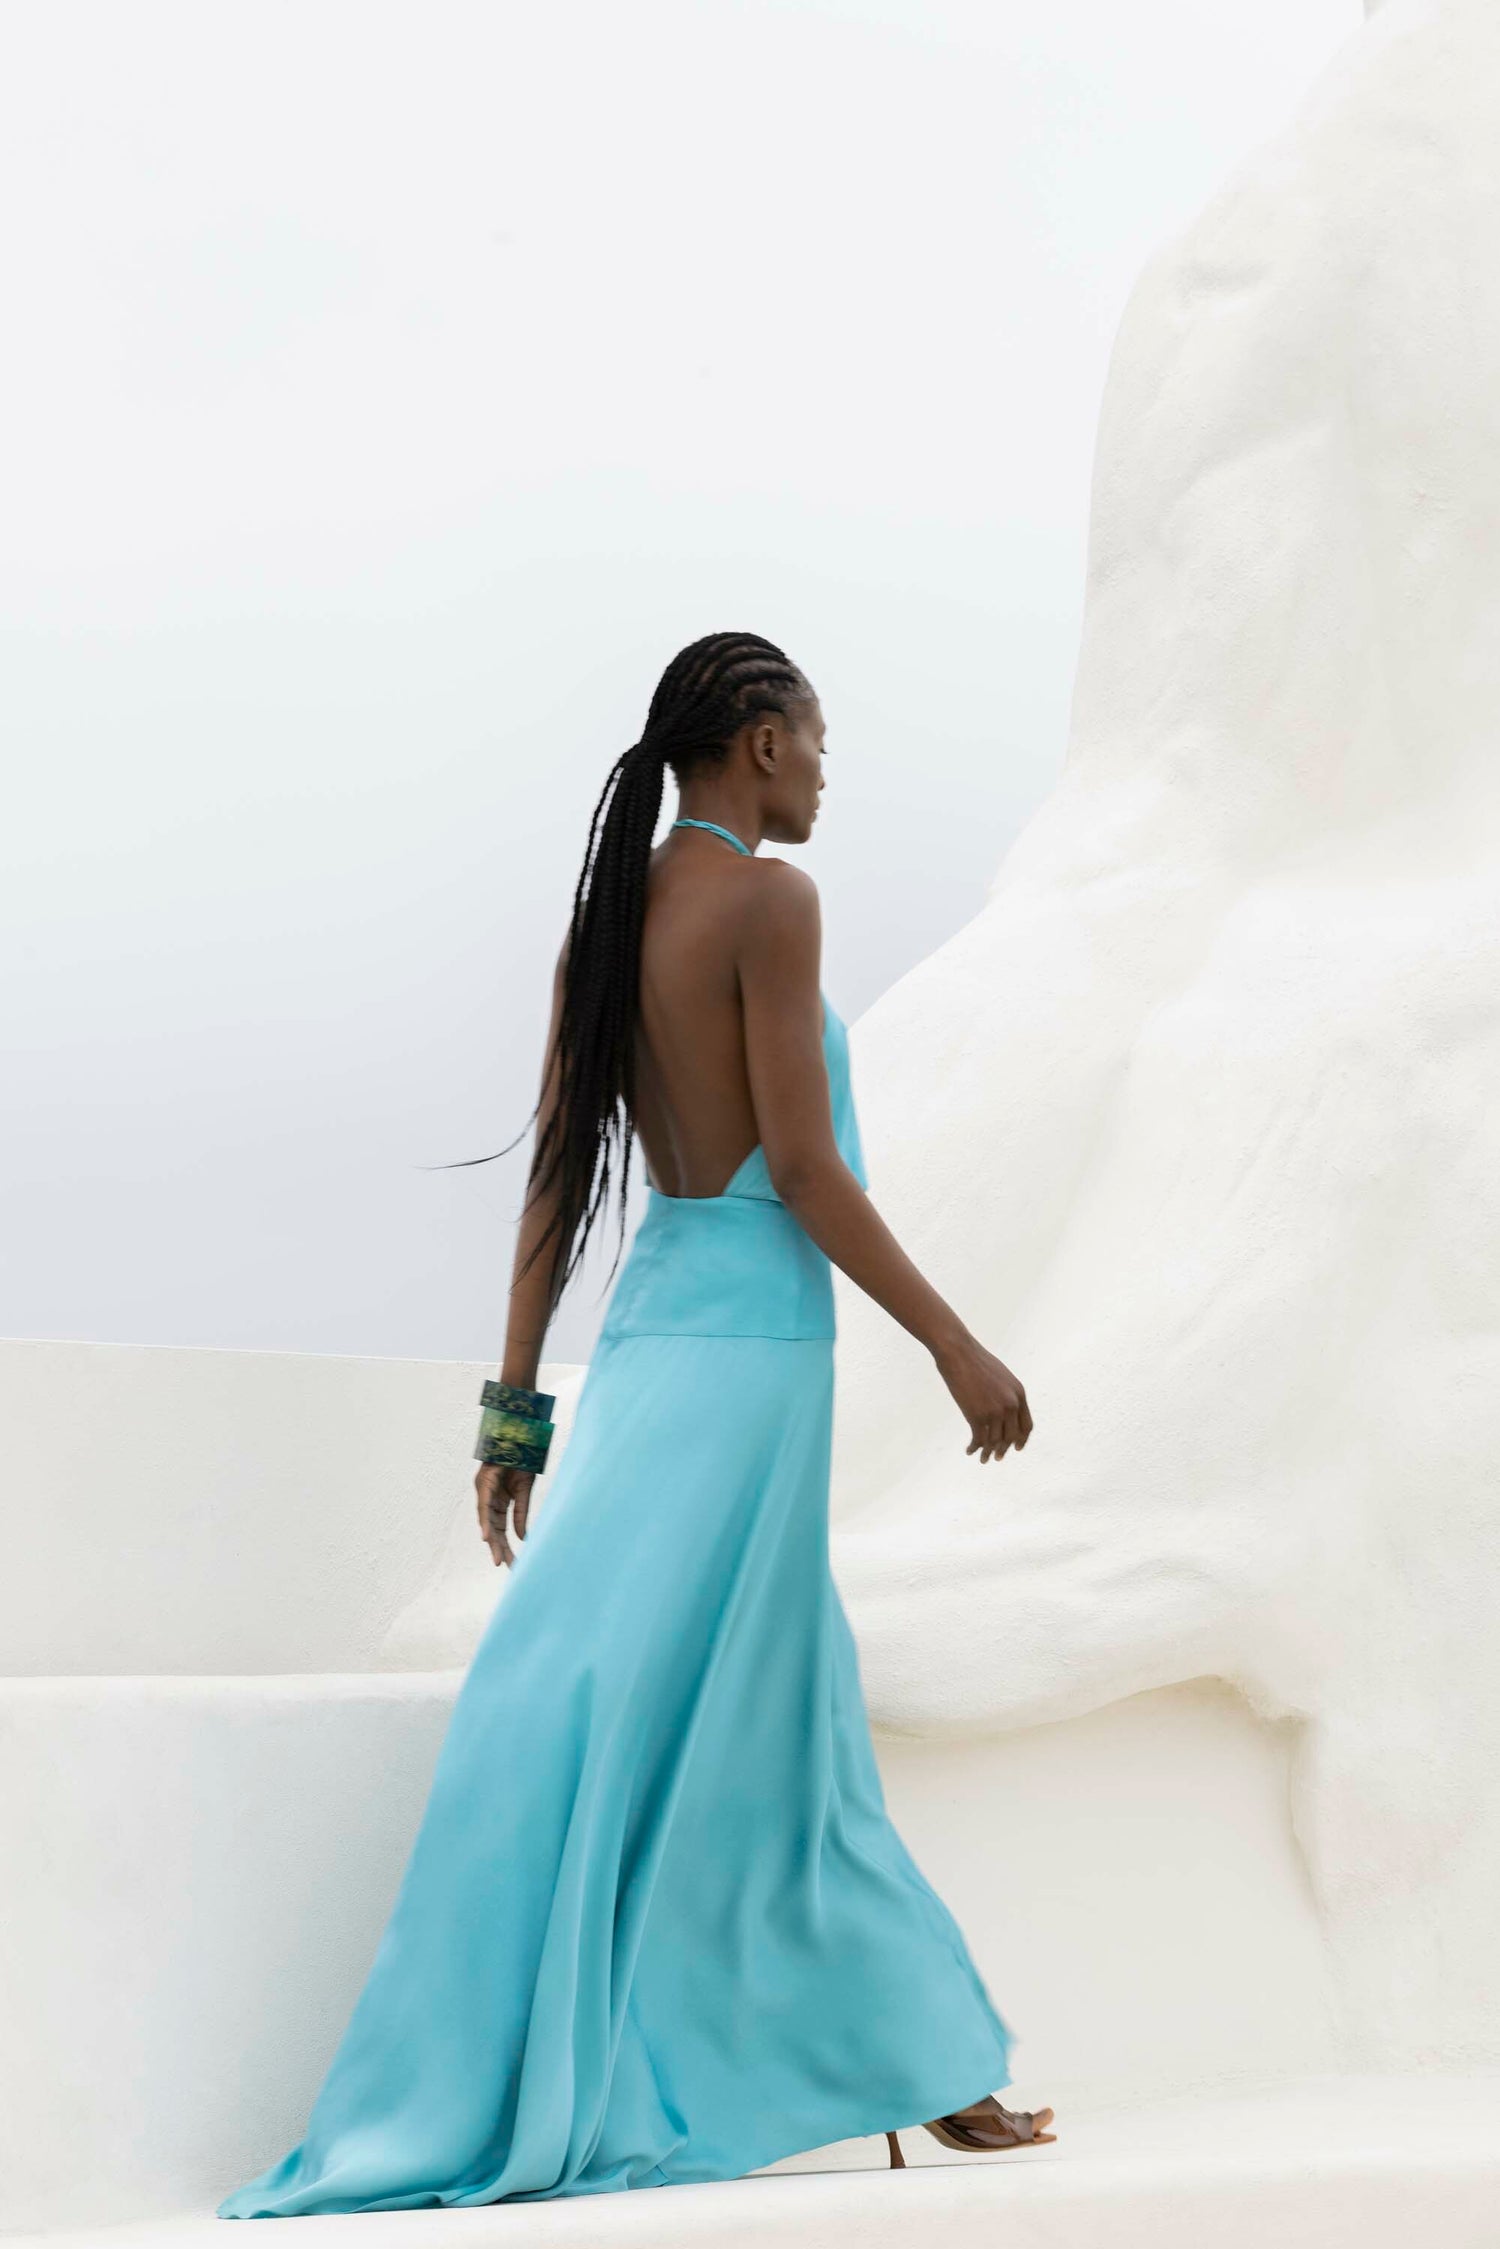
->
[741,853,820,925]
[736,854,821,971]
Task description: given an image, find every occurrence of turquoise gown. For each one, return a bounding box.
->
[218,821,1013,2216]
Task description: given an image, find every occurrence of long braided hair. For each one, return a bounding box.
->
[476,632,813,1307]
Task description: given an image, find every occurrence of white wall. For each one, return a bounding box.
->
[0,1338,581,1677]
[0,0,1355,1368]
[830,0,1500,2073]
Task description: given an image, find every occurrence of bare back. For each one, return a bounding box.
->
[630,833,768,1198]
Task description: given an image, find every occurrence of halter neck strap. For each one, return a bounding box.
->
[670,816,754,856]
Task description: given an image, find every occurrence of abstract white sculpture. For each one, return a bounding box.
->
[4,3,1500,2239]
[832,0,1500,2070]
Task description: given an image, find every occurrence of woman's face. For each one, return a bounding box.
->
[761,693,826,845]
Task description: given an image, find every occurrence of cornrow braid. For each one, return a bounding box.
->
[443,633,813,1309]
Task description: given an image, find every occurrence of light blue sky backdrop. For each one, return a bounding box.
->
[2,0,1355,1362]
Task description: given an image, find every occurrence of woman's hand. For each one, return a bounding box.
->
[476,1463,535,1568]
[934,1332,1033,1463]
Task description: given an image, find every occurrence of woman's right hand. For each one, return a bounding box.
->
[476,1462,535,1568]
[934,1332,1033,1462]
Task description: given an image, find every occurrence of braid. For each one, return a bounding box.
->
[431,633,811,1302]
[517,631,810,1302]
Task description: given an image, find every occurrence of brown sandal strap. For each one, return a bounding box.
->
[938,2101,1037,2147]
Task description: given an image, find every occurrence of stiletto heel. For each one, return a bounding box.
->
[886,2129,906,2167]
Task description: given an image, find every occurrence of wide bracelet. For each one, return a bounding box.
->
[481,1379,555,1420]
[474,1379,556,1475]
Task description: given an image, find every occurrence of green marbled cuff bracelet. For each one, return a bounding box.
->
[474,1380,557,1475]
[475,1408,554,1474]
[481,1379,555,1420]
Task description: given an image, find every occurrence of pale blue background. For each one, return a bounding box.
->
[0,0,1355,1362]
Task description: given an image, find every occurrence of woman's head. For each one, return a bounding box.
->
[644,634,824,844]
[522,631,816,1301]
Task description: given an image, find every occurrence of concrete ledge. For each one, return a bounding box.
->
[10,2082,1500,2249]
[0,1338,585,1675]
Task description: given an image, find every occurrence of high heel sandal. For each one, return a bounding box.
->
[885,2094,1057,2168]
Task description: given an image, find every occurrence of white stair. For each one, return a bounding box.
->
[3,1343,1497,2244]
[10,2082,1500,2249]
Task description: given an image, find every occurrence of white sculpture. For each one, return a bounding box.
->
[5,3,1500,2237]
[831,0,1500,2069]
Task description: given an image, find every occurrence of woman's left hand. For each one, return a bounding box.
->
[475,1463,534,1568]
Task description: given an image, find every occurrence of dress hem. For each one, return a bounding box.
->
[716,2045,1016,2192]
[214,2041,1015,2217]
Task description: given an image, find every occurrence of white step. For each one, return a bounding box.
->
[0,1338,586,1676]
[0,1672,1337,2234]
[10,2081,1499,2249]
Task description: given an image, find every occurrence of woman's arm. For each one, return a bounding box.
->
[478,940,569,1567]
[738,863,1031,1463]
[497,941,569,1393]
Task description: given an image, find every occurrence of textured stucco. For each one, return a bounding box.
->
[828,0,1500,2070]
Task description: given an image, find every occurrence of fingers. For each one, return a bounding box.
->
[968,1417,1009,1463]
[954,1350,1033,1463]
[475,1466,514,1568]
[487,1485,514,1568]
[476,1469,542,1567]
[485,1477,512,1566]
[966,1395,1032,1463]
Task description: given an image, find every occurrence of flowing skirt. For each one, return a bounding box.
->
[218,1192,1012,2214]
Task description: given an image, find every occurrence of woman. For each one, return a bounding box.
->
[218,631,1053,2216]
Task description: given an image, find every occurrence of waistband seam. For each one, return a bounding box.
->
[598,1325,835,1343]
